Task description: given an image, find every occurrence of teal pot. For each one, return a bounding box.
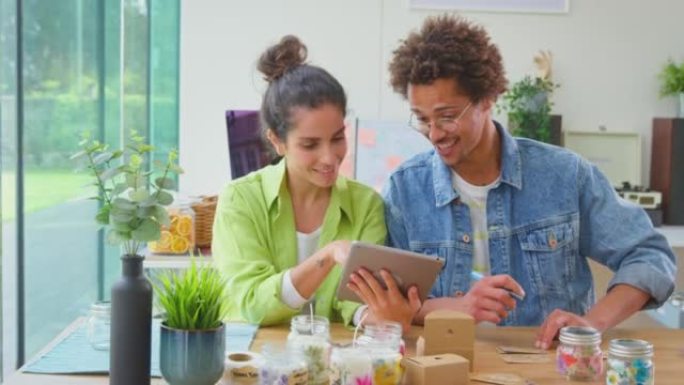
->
[160,323,226,385]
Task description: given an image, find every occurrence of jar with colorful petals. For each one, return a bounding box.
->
[286,315,331,385]
[355,321,404,385]
[330,347,373,385]
[259,344,308,385]
[556,326,604,381]
[606,339,654,385]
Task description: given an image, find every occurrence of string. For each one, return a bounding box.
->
[309,301,314,335]
[352,310,370,348]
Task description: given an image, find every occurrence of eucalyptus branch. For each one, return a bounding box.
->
[75,131,182,258]
[153,162,172,201]
[129,241,141,256]
[85,150,113,206]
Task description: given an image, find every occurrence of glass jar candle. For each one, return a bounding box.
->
[259,344,308,385]
[355,321,404,385]
[355,321,404,354]
[330,347,373,385]
[286,315,331,385]
[556,326,603,381]
[606,339,654,385]
[86,301,111,350]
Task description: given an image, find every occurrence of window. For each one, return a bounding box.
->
[0,0,179,375]
[1,0,19,379]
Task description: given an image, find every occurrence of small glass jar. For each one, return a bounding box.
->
[86,301,111,350]
[286,315,331,385]
[149,200,195,255]
[330,347,373,385]
[605,339,654,385]
[259,344,308,385]
[355,321,404,354]
[556,326,603,381]
[355,321,404,385]
[670,291,684,309]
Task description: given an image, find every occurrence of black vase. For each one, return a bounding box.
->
[110,254,152,385]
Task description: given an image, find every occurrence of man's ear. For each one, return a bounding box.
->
[480,97,495,113]
[266,129,286,156]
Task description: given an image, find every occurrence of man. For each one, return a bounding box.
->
[358,14,676,349]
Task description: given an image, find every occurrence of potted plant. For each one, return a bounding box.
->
[658,59,684,117]
[72,130,182,385]
[499,75,559,144]
[154,260,227,385]
[498,50,561,145]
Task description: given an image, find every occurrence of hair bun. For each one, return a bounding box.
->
[258,35,308,82]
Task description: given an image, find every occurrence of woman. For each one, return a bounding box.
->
[212,35,419,328]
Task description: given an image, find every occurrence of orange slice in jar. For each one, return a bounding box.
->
[171,236,190,253]
[158,230,172,250]
[169,214,179,233]
[176,215,193,236]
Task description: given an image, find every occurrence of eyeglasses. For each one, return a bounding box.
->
[408,102,473,135]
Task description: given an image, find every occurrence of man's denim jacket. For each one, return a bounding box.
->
[383,122,677,326]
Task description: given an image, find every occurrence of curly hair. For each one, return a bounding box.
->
[388,14,507,103]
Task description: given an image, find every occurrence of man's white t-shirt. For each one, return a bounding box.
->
[452,171,500,276]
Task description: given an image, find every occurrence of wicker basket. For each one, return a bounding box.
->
[192,195,218,248]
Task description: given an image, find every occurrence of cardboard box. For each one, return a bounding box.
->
[420,310,475,370]
[417,336,473,370]
[424,310,475,345]
[403,354,469,385]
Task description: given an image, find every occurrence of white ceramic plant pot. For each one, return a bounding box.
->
[679,93,684,118]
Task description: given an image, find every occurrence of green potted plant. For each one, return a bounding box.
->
[499,75,559,144]
[72,130,182,385]
[154,260,227,385]
[498,50,561,144]
[658,59,684,118]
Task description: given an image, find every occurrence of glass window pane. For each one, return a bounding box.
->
[22,0,100,359]
[150,0,180,173]
[122,0,148,145]
[1,0,18,377]
[1,0,179,368]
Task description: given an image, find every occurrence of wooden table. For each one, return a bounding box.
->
[5,323,684,384]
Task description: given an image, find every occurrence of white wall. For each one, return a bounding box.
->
[180,0,684,195]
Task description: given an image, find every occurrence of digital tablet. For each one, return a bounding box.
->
[336,241,444,303]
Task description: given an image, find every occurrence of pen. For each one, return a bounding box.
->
[470,271,525,301]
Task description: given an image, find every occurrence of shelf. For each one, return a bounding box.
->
[143,252,213,269]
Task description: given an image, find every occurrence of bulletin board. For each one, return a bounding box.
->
[353,119,433,192]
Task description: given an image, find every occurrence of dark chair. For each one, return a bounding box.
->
[225,110,274,179]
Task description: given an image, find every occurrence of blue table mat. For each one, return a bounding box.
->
[23,319,258,377]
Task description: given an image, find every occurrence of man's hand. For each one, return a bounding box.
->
[535,309,595,350]
[347,268,421,333]
[536,285,653,350]
[460,274,524,324]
